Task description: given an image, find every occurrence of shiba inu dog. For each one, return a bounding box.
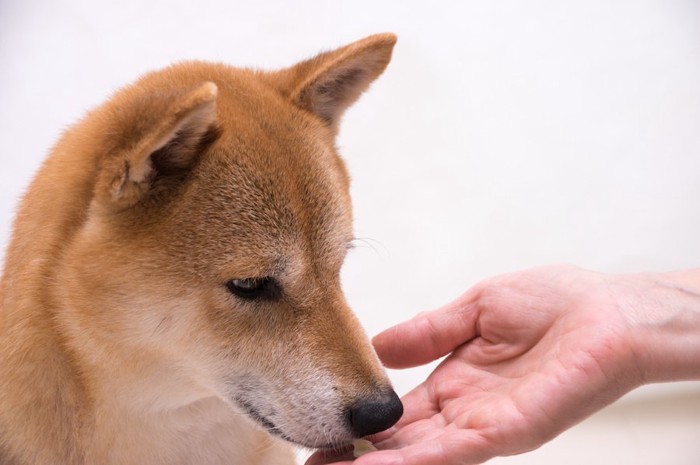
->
[0,34,402,465]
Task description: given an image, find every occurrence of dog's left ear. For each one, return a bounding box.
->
[274,33,397,131]
[95,81,218,210]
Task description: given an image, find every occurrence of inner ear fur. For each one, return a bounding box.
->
[276,33,397,130]
[95,81,218,210]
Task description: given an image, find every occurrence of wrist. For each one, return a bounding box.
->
[625,270,700,384]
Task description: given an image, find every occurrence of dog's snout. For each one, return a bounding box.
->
[347,389,403,438]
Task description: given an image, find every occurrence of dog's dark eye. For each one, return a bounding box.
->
[225,277,281,301]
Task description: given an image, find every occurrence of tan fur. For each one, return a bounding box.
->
[0,34,397,465]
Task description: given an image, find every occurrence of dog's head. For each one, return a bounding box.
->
[58,34,400,448]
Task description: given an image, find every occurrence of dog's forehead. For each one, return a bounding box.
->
[174,102,353,276]
[214,85,350,218]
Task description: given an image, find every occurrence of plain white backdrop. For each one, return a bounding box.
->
[1,1,699,463]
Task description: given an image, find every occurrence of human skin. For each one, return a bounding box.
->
[307,264,700,465]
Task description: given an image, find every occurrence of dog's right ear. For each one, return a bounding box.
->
[271,33,397,132]
[94,81,218,211]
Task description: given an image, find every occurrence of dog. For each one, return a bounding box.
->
[0,33,401,465]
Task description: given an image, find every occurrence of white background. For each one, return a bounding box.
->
[1,1,699,463]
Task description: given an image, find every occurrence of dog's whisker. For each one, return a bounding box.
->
[350,237,390,258]
[151,315,169,337]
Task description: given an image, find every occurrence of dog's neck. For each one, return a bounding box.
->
[0,298,87,464]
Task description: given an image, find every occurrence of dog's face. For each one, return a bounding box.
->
[57,34,401,448]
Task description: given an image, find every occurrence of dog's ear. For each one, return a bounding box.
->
[95,81,218,210]
[275,33,396,131]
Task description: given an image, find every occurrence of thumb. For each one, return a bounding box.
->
[372,289,481,369]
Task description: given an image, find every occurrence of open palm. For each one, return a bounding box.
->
[307,265,644,465]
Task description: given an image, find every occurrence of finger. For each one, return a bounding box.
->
[354,430,494,465]
[372,288,482,369]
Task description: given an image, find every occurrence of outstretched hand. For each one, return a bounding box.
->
[306,265,653,465]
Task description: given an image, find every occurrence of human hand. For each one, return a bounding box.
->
[307,265,655,465]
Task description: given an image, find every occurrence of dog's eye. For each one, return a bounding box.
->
[225,277,281,301]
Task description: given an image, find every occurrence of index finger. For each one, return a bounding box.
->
[371,286,483,369]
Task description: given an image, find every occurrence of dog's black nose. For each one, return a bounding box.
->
[348,389,403,438]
